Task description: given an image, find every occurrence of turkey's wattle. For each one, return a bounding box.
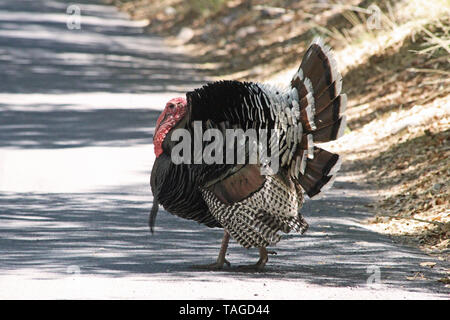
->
[150,38,347,270]
[153,97,187,157]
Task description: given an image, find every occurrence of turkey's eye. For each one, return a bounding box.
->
[167,104,175,111]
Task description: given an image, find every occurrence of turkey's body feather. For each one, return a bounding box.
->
[202,173,308,248]
[151,154,221,228]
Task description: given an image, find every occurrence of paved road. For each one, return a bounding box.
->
[0,0,448,299]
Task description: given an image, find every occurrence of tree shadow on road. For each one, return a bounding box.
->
[0,181,447,296]
[0,103,162,149]
[0,0,208,94]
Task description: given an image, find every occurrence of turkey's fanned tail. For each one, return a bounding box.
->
[290,38,347,198]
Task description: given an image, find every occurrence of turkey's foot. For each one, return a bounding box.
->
[191,258,231,270]
[236,247,269,272]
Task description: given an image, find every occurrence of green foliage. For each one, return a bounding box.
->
[186,0,227,16]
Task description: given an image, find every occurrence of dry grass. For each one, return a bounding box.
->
[326,1,450,260]
[352,98,449,255]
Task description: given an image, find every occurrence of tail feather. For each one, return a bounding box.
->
[315,94,347,129]
[313,115,347,143]
[298,171,332,198]
[291,70,310,97]
[298,93,316,131]
[291,72,316,131]
[300,38,341,97]
[315,85,346,115]
[314,74,342,100]
[288,38,346,198]
[297,147,341,198]
[307,147,340,176]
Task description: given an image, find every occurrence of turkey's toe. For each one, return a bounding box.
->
[235,246,269,272]
[191,258,231,271]
[235,261,267,272]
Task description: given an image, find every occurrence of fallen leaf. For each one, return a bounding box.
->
[420,262,436,268]
[406,272,427,281]
[438,277,450,284]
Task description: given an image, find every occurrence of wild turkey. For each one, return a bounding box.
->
[150,38,347,270]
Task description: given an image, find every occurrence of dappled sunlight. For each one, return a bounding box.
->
[0,145,154,193]
[0,93,178,111]
[0,106,160,149]
[0,1,206,94]
[0,185,447,295]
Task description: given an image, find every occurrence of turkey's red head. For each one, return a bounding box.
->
[153,97,187,157]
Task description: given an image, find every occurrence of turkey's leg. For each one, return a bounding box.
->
[256,247,269,268]
[191,230,231,270]
[237,247,274,271]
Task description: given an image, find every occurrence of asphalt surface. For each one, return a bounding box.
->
[0,0,448,299]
